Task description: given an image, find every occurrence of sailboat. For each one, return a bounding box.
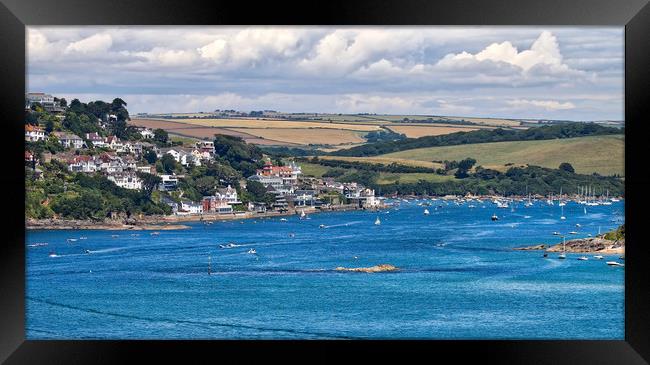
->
[424,208,430,215]
[300,210,306,220]
[601,190,612,205]
[558,236,567,259]
[374,216,381,225]
[584,206,587,215]
[558,187,566,206]
[560,205,566,220]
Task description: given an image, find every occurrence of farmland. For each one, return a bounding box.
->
[228,128,367,145]
[386,125,485,138]
[317,156,443,169]
[381,135,624,176]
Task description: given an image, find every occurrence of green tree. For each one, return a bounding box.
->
[559,162,575,173]
[160,154,177,174]
[154,129,169,144]
[144,150,158,164]
[137,172,162,199]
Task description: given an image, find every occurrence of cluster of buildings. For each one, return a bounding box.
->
[26,116,381,217]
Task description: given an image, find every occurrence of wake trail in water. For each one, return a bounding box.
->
[26,296,360,339]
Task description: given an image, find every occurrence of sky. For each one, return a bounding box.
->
[27,26,624,121]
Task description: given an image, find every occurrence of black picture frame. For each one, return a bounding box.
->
[2,0,649,363]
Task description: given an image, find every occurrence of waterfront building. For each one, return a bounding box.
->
[216,185,241,204]
[202,196,233,214]
[247,159,301,195]
[178,199,203,215]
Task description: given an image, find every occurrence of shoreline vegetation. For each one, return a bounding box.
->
[25,204,364,230]
[513,226,625,255]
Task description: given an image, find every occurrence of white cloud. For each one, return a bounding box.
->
[507,99,576,111]
[26,27,624,120]
[64,33,113,54]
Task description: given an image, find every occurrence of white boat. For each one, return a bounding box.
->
[606,261,624,267]
[319,224,326,229]
[424,209,430,215]
[150,232,160,236]
[67,238,78,242]
[552,231,560,235]
[300,210,306,220]
[584,207,587,215]
[491,214,499,221]
[560,205,566,220]
[219,243,238,249]
[79,237,87,240]
[247,249,257,254]
[577,256,588,261]
[569,231,578,235]
[48,252,58,258]
[576,223,581,227]
[558,253,566,259]
[374,217,381,225]
[280,218,287,222]
[594,255,604,260]
[611,198,620,202]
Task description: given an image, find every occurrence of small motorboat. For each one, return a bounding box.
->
[280,218,287,222]
[48,252,58,258]
[79,237,87,240]
[543,253,548,258]
[150,232,160,236]
[289,233,295,238]
[111,235,119,238]
[424,209,430,215]
[84,249,91,254]
[28,243,48,248]
[552,232,560,236]
[219,243,238,249]
[374,217,381,225]
[319,224,326,229]
[558,253,566,259]
[593,255,604,260]
[67,238,78,242]
[569,231,578,235]
[577,256,588,261]
[247,248,257,254]
[606,261,624,267]
[575,223,581,227]
[491,214,499,221]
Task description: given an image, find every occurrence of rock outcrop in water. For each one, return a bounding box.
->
[335,264,398,273]
[514,237,624,254]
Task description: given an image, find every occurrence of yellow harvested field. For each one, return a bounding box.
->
[318,156,443,169]
[229,128,367,145]
[160,118,382,131]
[387,125,483,138]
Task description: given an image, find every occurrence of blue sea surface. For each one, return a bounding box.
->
[26,200,625,339]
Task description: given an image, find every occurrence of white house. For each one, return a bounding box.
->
[53,132,84,149]
[67,155,97,173]
[139,128,155,139]
[178,200,203,215]
[107,173,142,190]
[159,174,179,191]
[85,132,106,148]
[25,125,46,142]
[105,136,123,151]
[216,185,241,204]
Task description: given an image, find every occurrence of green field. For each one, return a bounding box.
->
[299,162,331,178]
[382,135,624,176]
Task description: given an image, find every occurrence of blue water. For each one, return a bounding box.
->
[26,200,625,339]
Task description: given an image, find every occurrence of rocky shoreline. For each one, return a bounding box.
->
[514,237,624,254]
[334,264,399,273]
[25,204,372,231]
